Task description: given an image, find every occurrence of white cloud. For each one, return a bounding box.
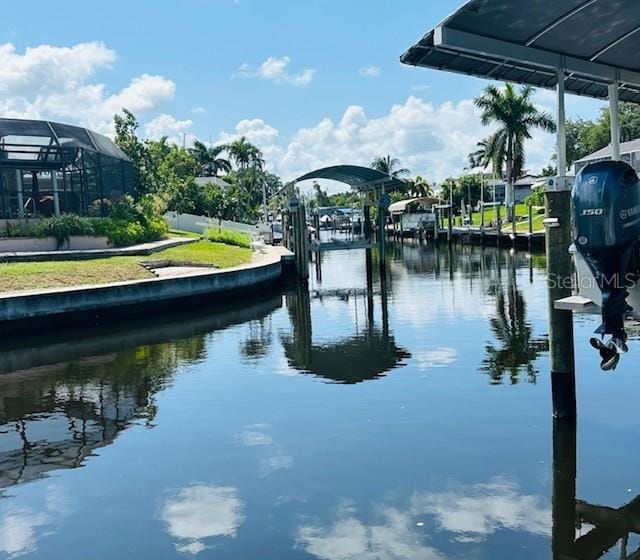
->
[359,66,381,78]
[216,95,556,186]
[0,42,177,136]
[159,485,245,555]
[144,113,195,146]
[190,106,207,114]
[235,56,315,87]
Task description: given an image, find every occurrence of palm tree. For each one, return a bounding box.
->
[474,84,555,220]
[225,136,264,170]
[370,155,410,178]
[467,138,491,170]
[409,176,432,198]
[192,140,232,177]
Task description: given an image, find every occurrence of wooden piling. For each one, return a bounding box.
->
[545,190,576,419]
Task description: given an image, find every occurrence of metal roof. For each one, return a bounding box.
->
[295,165,408,192]
[400,0,640,103]
[575,138,640,162]
[0,118,131,161]
[388,197,438,214]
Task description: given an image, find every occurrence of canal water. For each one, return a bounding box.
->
[1,242,639,559]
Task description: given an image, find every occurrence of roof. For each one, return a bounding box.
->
[388,197,438,214]
[490,175,543,186]
[295,164,408,192]
[400,0,640,103]
[0,118,130,162]
[575,138,640,163]
[195,176,231,188]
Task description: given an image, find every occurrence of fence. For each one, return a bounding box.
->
[164,212,261,240]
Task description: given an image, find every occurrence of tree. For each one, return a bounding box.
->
[313,181,331,207]
[225,137,264,170]
[474,84,556,220]
[370,155,410,178]
[409,176,432,198]
[114,109,151,197]
[192,140,232,177]
[467,138,492,170]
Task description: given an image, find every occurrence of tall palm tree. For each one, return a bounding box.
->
[474,84,555,220]
[370,155,410,178]
[225,136,264,170]
[192,140,232,177]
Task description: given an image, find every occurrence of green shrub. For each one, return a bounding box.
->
[0,206,168,248]
[206,227,251,248]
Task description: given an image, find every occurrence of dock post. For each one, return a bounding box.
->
[528,204,533,250]
[363,204,372,241]
[496,203,502,247]
[480,203,485,244]
[546,69,576,419]
[447,206,453,243]
[378,199,387,271]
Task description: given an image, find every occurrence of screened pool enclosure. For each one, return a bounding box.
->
[0,118,134,219]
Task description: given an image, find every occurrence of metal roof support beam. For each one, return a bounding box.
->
[609,82,621,161]
[557,70,567,178]
[433,26,640,89]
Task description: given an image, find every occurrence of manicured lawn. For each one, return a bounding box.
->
[0,241,253,294]
[141,240,252,268]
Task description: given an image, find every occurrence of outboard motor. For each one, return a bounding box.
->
[573,161,640,370]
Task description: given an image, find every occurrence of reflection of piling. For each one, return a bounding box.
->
[366,249,374,329]
[551,418,576,560]
[546,190,576,418]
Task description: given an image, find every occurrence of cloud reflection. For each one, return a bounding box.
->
[296,478,550,559]
[237,424,294,478]
[159,485,245,555]
[0,485,71,558]
[411,478,551,542]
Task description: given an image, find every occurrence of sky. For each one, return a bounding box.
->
[0,0,608,188]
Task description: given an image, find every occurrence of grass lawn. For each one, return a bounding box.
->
[0,241,253,294]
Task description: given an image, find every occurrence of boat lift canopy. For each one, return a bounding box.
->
[401,0,640,103]
[295,165,407,192]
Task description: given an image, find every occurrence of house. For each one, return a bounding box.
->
[573,139,640,175]
[487,174,543,204]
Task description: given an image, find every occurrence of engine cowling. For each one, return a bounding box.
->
[572,160,640,370]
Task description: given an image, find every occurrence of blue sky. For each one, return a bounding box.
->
[1,0,606,183]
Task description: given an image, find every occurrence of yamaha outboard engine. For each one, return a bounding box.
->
[573,161,640,370]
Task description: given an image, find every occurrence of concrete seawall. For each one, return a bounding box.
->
[0,246,293,333]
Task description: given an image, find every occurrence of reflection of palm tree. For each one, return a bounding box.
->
[481,281,548,384]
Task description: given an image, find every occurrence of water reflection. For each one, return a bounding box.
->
[295,478,552,559]
[283,250,410,384]
[481,276,549,385]
[552,419,640,560]
[0,295,282,491]
[159,485,245,555]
